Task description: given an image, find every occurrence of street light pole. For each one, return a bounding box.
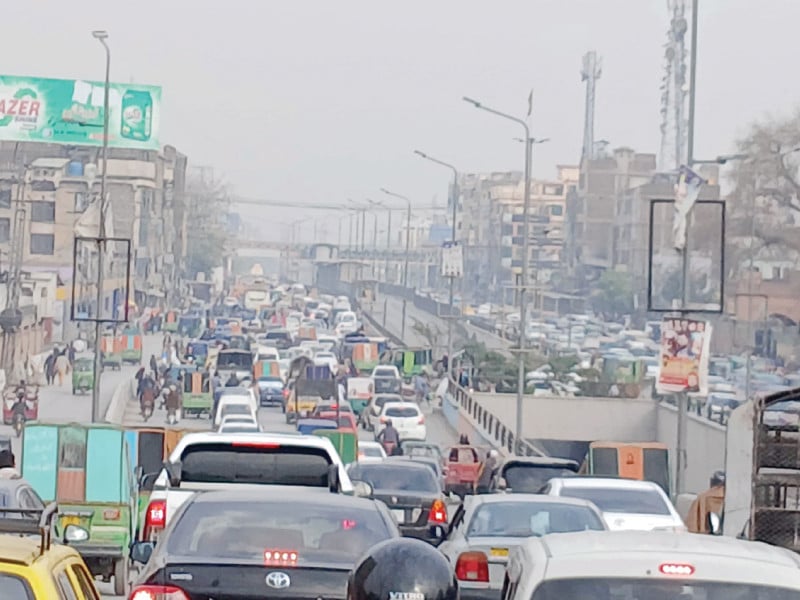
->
[463,96,532,453]
[91,30,110,424]
[414,151,458,377]
[380,188,412,340]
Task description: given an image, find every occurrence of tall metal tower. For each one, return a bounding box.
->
[659,0,689,171]
[581,51,602,162]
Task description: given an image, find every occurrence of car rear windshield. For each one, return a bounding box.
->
[167,500,392,562]
[467,501,604,538]
[504,465,578,492]
[221,404,251,417]
[217,353,252,369]
[530,579,800,600]
[265,332,290,340]
[179,443,333,487]
[559,487,671,515]
[385,407,419,418]
[348,464,438,493]
[0,574,33,600]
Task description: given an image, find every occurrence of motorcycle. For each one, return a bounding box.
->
[381,440,398,456]
[11,401,25,438]
[140,391,155,422]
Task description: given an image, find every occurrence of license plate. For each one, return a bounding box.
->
[61,515,82,527]
[391,509,405,524]
[490,547,509,558]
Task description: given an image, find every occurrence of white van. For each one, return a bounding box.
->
[502,531,800,600]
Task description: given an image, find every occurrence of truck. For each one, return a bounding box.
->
[284,357,337,423]
[722,387,800,550]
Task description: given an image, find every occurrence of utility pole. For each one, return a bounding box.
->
[91,30,111,423]
[380,188,412,339]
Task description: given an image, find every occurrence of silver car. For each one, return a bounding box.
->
[437,494,606,600]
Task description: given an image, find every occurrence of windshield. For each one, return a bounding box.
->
[385,406,419,418]
[217,352,253,369]
[348,464,439,493]
[467,501,604,537]
[504,465,578,492]
[221,404,251,417]
[530,579,800,600]
[0,574,32,600]
[179,443,333,487]
[559,487,671,515]
[259,378,283,387]
[167,500,393,562]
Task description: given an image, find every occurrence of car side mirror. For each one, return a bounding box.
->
[351,480,374,498]
[165,461,182,487]
[63,525,89,544]
[428,525,446,545]
[328,465,340,492]
[497,477,508,491]
[707,512,722,536]
[139,471,160,491]
[130,541,155,564]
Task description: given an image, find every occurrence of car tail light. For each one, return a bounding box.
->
[380,417,387,424]
[264,549,299,566]
[455,551,489,582]
[428,499,447,524]
[142,500,166,540]
[418,416,425,424]
[130,584,190,599]
[659,563,695,576]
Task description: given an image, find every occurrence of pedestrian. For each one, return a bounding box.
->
[44,352,56,386]
[67,344,75,366]
[149,354,158,376]
[474,449,499,494]
[55,352,70,386]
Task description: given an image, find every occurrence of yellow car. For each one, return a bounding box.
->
[0,503,102,599]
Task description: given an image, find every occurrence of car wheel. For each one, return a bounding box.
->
[113,558,129,596]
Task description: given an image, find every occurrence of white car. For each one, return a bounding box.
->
[335,311,359,335]
[539,477,686,532]
[371,365,400,380]
[313,351,339,373]
[365,393,405,431]
[357,441,387,462]
[504,531,800,599]
[214,395,257,428]
[218,415,260,433]
[374,402,426,442]
[255,345,280,362]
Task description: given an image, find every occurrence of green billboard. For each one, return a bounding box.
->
[0,74,161,150]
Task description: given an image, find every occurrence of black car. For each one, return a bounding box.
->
[263,329,294,350]
[130,489,400,600]
[257,376,285,406]
[347,461,449,544]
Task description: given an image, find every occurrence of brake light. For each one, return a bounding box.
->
[264,549,299,566]
[659,563,695,576]
[142,499,166,540]
[380,417,387,424]
[418,416,425,424]
[130,584,190,599]
[455,551,489,582]
[428,499,447,524]
[232,441,280,448]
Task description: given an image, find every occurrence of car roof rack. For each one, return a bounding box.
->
[0,502,57,556]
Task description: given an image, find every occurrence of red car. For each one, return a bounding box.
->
[317,411,358,431]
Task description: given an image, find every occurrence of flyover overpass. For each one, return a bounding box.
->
[352,280,726,495]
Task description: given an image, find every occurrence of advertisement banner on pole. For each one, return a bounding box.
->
[441,241,463,278]
[656,317,712,395]
[0,74,161,150]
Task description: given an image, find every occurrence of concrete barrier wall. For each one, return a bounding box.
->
[104,378,135,424]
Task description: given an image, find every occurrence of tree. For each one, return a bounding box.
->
[411,318,443,351]
[185,174,232,279]
[726,111,800,276]
[590,270,634,318]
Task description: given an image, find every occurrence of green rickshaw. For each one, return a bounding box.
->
[177,314,203,339]
[162,310,179,333]
[21,422,138,596]
[100,334,122,370]
[392,347,433,381]
[72,355,95,395]
[120,326,143,364]
[181,368,213,418]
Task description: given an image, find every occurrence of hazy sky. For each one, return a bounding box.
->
[4,0,800,242]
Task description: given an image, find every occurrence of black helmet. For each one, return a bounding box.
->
[710,470,725,487]
[347,538,458,600]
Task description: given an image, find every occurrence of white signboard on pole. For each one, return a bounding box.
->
[441,241,463,278]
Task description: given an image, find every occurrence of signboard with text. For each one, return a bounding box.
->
[656,317,712,395]
[441,241,463,278]
[0,74,161,150]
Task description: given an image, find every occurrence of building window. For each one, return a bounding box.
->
[29,233,54,255]
[30,201,55,223]
[501,246,512,258]
[501,224,513,236]
[549,204,564,216]
[0,188,10,209]
[0,218,9,243]
[74,192,89,212]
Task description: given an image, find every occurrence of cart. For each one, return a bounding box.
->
[72,356,95,395]
[100,335,122,370]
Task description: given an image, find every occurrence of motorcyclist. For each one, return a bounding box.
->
[376,419,400,455]
[347,537,458,600]
[225,373,240,387]
[139,372,157,416]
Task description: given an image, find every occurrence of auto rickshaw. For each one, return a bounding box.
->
[253,359,281,380]
[315,429,358,465]
[185,340,210,365]
[352,342,380,375]
[2,384,38,424]
[72,355,95,395]
[392,347,433,381]
[296,418,338,435]
[162,310,179,333]
[120,326,143,364]
[21,422,137,596]
[100,334,122,371]
[182,370,213,418]
[123,426,189,539]
[177,314,202,338]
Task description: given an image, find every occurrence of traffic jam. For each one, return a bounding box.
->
[2,277,800,599]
